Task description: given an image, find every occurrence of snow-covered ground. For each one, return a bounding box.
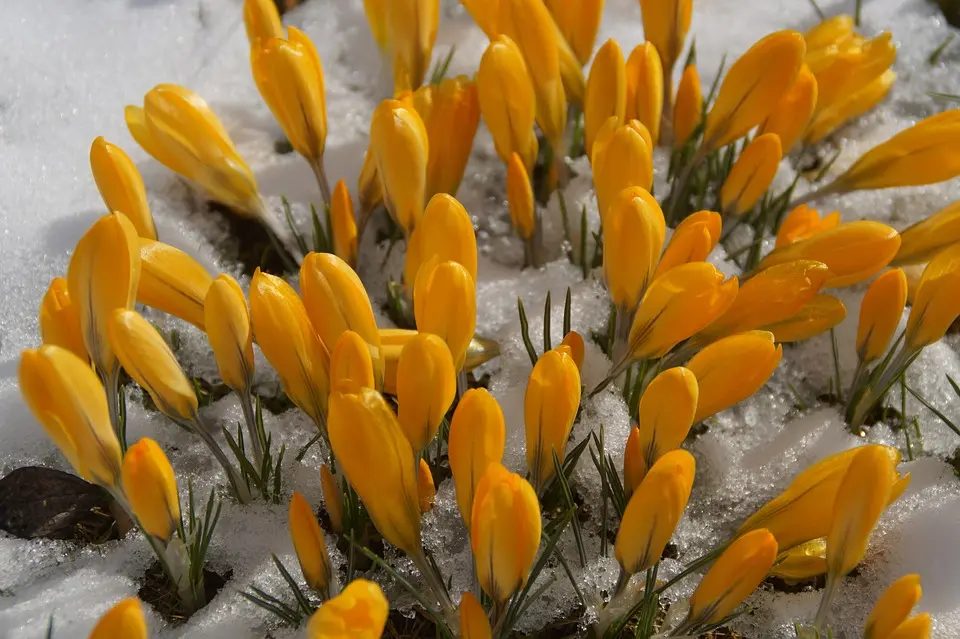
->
[1,0,959,637]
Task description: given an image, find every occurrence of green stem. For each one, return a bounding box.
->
[187,415,252,504]
[238,389,264,469]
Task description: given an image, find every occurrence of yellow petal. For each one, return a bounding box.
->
[89,599,147,639]
[289,491,331,594]
[804,70,894,144]
[330,179,358,268]
[449,388,506,527]
[758,64,818,153]
[632,367,699,482]
[121,437,180,540]
[759,294,846,343]
[584,39,626,156]
[893,200,960,266]
[414,260,477,371]
[330,330,376,391]
[625,43,664,145]
[386,0,440,94]
[560,331,585,370]
[653,210,721,279]
[138,238,213,329]
[776,204,841,248]
[524,348,581,492]
[397,333,456,453]
[603,186,666,310]
[243,0,284,45]
[204,274,254,392]
[319,464,343,534]
[887,614,932,639]
[769,538,827,582]
[89,137,157,240]
[905,243,960,350]
[857,268,907,363]
[592,123,654,221]
[371,99,429,235]
[507,152,536,240]
[719,133,783,215]
[362,0,388,49]
[305,579,389,639]
[39,277,88,362]
[411,194,478,283]
[417,458,436,512]
[639,0,692,79]
[459,591,492,639]
[813,32,895,117]
[421,76,481,199]
[477,36,539,172]
[865,574,923,639]
[672,62,703,149]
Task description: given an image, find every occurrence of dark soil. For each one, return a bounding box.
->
[138,560,231,624]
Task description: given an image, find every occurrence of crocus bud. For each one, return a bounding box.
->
[109,309,198,422]
[719,133,783,216]
[477,36,539,173]
[584,39,626,156]
[615,449,695,575]
[320,464,343,534]
[290,491,332,595]
[653,210,721,279]
[673,63,702,149]
[546,0,604,65]
[417,458,436,512]
[205,274,255,392]
[406,194,478,286]
[362,0,387,49]
[804,14,855,51]
[19,346,121,488]
[639,0,692,87]
[827,110,960,194]
[397,333,456,453]
[827,445,897,578]
[89,598,147,639]
[604,186,666,311]
[805,70,895,144]
[459,591,491,639]
[633,367,699,482]
[121,437,181,540]
[622,426,643,498]
[685,529,778,629]
[328,386,421,555]
[331,180,358,268]
[759,294,847,343]
[524,348,582,493]
[449,389,506,527]
[126,85,262,217]
[769,538,827,582]
[39,277,87,362]
[381,330,501,395]
[243,0,284,45]
[385,0,440,94]
[865,574,923,639]
[625,43,663,145]
[330,331,376,391]
[894,201,960,266]
[758,221,901,288]
[559,331,585,371]
[886,614,932,639]
[703,31,805,152]
[904,244,960,351]
[507,152,536,240]
[358,146,383,219]
[305,579,388,639]
[812,32,895,117]
[67,212,141,375]
[138,238,213,329]
[251,27,327,168]
[471,463,542,603]
[417,76,481,198]
[301,252,382,387]
[757,64,817,153]
[250,269,330,428]
[414,260,477,371]
[697,260,831,343]
[90,137,157,240]
[370,99,428,235]
[775,204,841,248]
[628,263,738,360]
[857,268,907,363]
[592,122,654,220]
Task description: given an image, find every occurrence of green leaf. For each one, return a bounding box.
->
[544,290,553,352]
[551,451,587,567]
[563,287,572,336]
[905,383,960,437]
[518,297,540,366]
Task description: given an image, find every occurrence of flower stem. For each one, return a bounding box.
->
[238,389,264,469]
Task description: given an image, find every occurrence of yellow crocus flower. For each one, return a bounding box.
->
[138,238,213,330]
[416,76,481,199]
[507,152,536,241]
[804,70,895,144]
[370,99,429,235]
[603,186,666,311]
[719,133,783,215]
[584,39,626,157]
[319,464,343,534]
[775,204,841,248]
[414,260,477,371]
[857,268,907,363]
[38,277,88,363]
[639,0,692,93]
[524,347,582,493]
[121,437,181,540]
[459,591,492,639]
[330,330,376,391]
[769,538,827,582]
[893,200,960,266]
[204,274,255,393]
[545,0,605,65]
[397,333,456,454]
[631,367,698,484]
[405,193,478,287]
[243,0,284,45]
[758,64,818,153]
[89,137,157,240]
[758,294,846,343]
[813,32,895,117]
[865,574,923,639]
[385,0,440,94]
[905,243,960,351]
[653,210,721,279]
[417,458,436,512]
[89,599,147,639]
[449,389,506,527]
[592,123,654,221]
[672,62,702,149]
[289,490,332,596]
[305,579,389,639]
[625,42,663,145]
[330,179,358,268]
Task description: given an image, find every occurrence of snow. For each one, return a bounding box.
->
[1,0,960,637]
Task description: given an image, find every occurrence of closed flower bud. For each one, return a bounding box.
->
[358,145,383,219]
[758,221,901,288]
[757,65,818,153]
[39,277,87,362]
[894,201,960,266]
[108,310,198,422]
[89,137,157,240]
[330,331,376,390]
[449,389,506,527]
[584,39,626,156]
[243,0,284,45]
[625,43,664,145]
[477,36,539,173]
[89,598,147,639]
[698,260,831,343]
[370,99,429,235]
[759,294,846,343]
[204,274,255,392]
[507,152,536,240]
[126,85,262,217]
[138,238,213,329]
[813,33,895,117]
[331,180,358,268]
[414,260,477,371]
[381,330,500,395]
[406,194,478,287]
[417,458,436,512]
[804,15,855,51]
[719,133,783,215]
[857,269,907,363]
[459,591,491,639]
[653,210,722,279]
[524,348,582,493]
[306,579,388,639]
[685,529,778,628]
[121,437,181,540]
[604,186,666,310]
[776,204,841,248]
[470,463,542,603]
[687,330,782,423]
[461,0,497,38]
[252,28,327,168]
[546,0,604,65]
[632,367,699,483]
[865,574,923,639]
[320,464,343,534]
[805,70,895,144]
[67,212,141,375]
[385,0,439,94]
[289,491,332,594]
[905,244,960,351]
[615,449,695,575]
[703,31,805,152]
[673,63,702,149]
[19,346,121,488]
[639,0,692,84]
[250,269,330,428]
[301,252,382,387]
[622,426,643,498]
[328,386,421,555]
[418,77,481,198]
[769,538,827,582]
[397,333,456,453]
[628,263,738,360]
[559,331,585,370]
[592,123,654,221]
[362,0,388,49]
[887,614,932,639]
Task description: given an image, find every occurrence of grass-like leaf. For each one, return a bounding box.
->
[518,297,540,366]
